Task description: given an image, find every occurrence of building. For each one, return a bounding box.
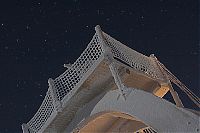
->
[22,25,200,133]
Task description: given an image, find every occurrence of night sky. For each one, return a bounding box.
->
[0,0,199,132]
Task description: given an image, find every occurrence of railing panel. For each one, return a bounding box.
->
[103,32,165,80]
[24,29,165,133]
[53,33,103,101]
[27,89,55,132]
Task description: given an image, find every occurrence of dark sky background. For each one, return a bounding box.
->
[0,0,199,132]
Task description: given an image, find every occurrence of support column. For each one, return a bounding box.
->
[48,78,62,112]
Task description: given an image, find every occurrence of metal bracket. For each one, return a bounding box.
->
[64,63,72,69]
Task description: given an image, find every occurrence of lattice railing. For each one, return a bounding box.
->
[23,27,165,133]
[103,32,165,80]
[26,89,55,132]
[24,33,103,132]
[53,33,103,101]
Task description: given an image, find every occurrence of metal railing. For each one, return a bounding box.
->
[22,26,165,133]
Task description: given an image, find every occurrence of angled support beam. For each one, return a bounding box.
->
[48,78,62,112]
[168,81,184,107]
[95,25,131,100]
[150,54,184,107]
[109,61,131,100]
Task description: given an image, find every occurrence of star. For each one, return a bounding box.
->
[97,9,104,15]
[16,38,20,43]
[106,18,110,21]
[160,9,168,13]
[4,46,8,50]
[129,12,133,15]
[26,25,31,30]
[27,47,30,52]
[120,10,126,15]
[97,9,100,15]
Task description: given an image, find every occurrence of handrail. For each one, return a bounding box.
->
[23,26,166,133]
[24,32,103,132]
[103,32,165,80]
